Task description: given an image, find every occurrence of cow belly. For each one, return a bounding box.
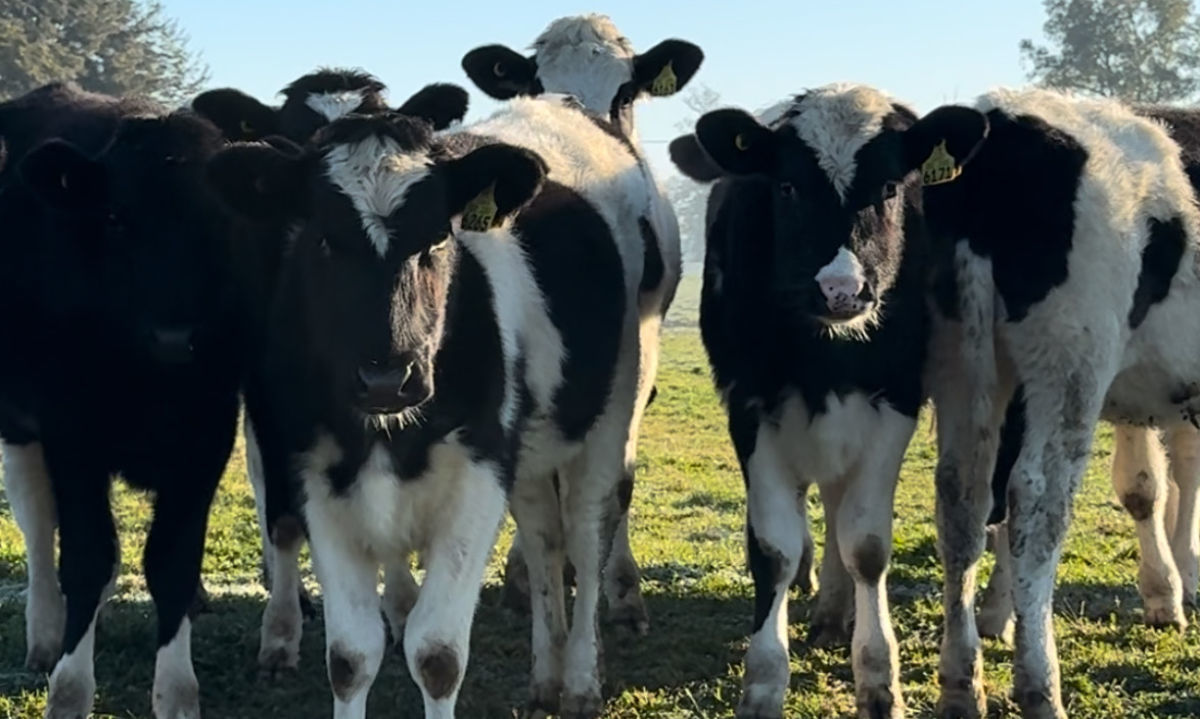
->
[1105,367,1200,428]
[774,392,910,485]
[300,436,478,559]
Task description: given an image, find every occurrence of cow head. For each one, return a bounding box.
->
[192,69,469,143]
[671,85,987,336]
[207,116,545,418]
[19,112,237,366]
[462,14,703,138]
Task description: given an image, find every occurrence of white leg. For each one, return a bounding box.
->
[3,441,65,672]
[306,505,384,719]
[791,487,817,595]
[510,471,568,715]
[45,609,99,719]
[1166,425,1200,606]
[736,418,805,719]
[403,459,506,719]
[244,419,275,588]
[976,523,1016,643]
[835,408,912,719]
[1111,424,1185,628]
[382,557,420,643]
[259,516,305,672]
[809,482,852,647]
[152,617,200,719]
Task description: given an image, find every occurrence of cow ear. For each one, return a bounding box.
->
[694,109,776,177]
[207,140,307,221]
[443,144,547,230]
[462,45,539,100]
[20,140,106,208]
[632,40,704,98]
[396,83,469,130]
[191,88,280,141]
[669,134,723,182]
[905,105,989,185]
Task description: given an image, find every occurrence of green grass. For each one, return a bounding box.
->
[2,281,1200,717]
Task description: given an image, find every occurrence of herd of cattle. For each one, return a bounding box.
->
[1,11,1199,719]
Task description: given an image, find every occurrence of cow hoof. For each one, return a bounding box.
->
[523,680,562,718]
[606,596,650,637]
[1013,688,1066,719]
[25,643,61,673]
[152,681,201,719]
[257,644,300,679]
[976,608,1015,644]
[45,675,95,719]
[857,686,904,719]
[736,683,785,719]
[1144,600,1188,630]
[934,688,985,719]
[807,620,850,648]
[560,689,604,719]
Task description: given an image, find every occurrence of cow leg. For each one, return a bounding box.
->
[809,482,852,647]
[1166,425,1200,606]
[501,531,532,612]
[44,466,116,719]
[1007,369,1109,719]
[145,484,217,719]
[510,471,568,715]
[1111,424,1185,628]
[976,523,1016,643]
[245,419,275,590]
[837,409,912,719]
[792,489,818,596]
[402,459,506,719]
[306,511,384,719]
[3,440,65,672]
[734,413,803,719]
[382,557,420,644]
[258,514,306,673]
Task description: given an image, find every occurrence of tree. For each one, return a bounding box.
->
[665,84,723,268]
[1021,0,1200,103]
[0,0,208,106]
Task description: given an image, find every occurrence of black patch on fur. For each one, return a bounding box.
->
[746,522,785,633]
[851,535,888,584]
[328,644,365,701]
[988,385,1026,526]
[270,515,305,551]
[1122,477,1156,522]
[1129,216,1186,329]
[638,216,665,294]
[617,472,634,513]
[417,643,461,700]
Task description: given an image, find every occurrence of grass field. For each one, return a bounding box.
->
[2,275,1200,718]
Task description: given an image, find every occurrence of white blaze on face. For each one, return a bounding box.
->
[323,136,432,256]
[305,90,367,122]
[815,246,867,311]
[532,14,636,118]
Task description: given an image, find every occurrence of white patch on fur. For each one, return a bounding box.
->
[323,137,431,256]
[46,610,99,718]
[772,84,900,201]
[3,441,64,668]
[152,617,200,719]
[305,90,366,122]
[532,15,635,127]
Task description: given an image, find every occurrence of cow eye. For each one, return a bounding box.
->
[882,181,899,201]
[778,181,797,199]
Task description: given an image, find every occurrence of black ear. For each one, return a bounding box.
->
[206,141,307,221]
[905,105,989,183]
[20,140,106,208]
[462,45,539,100]
[632,40,704,97]
[669,134,723,182]
[396,83,470,130]
[191,88,280,141]
[443,144,547,229]
[694,109,776,177]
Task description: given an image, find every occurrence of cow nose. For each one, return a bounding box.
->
[818,275,865,305]
[356,359,431,413]
[151,327,195,364]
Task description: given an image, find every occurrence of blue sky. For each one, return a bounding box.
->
[165,1,1049,176]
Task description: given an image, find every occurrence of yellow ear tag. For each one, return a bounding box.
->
[649,61,677,97]
[461,183,498,232]
[921,140,961,186]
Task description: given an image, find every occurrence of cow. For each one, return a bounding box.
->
[206,95,654,718]
[668,84,985,718]
[191,67,469,144]
[461,13,704,634]
[873,87,1200,719]
[0,83,244,719]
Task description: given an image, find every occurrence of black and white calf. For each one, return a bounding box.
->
[890,88,1200,719]
[0,84,243,718]
[462,13,704,632]
[192,68,468,143]
[670,85,986,718]
[207,95,654,718]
